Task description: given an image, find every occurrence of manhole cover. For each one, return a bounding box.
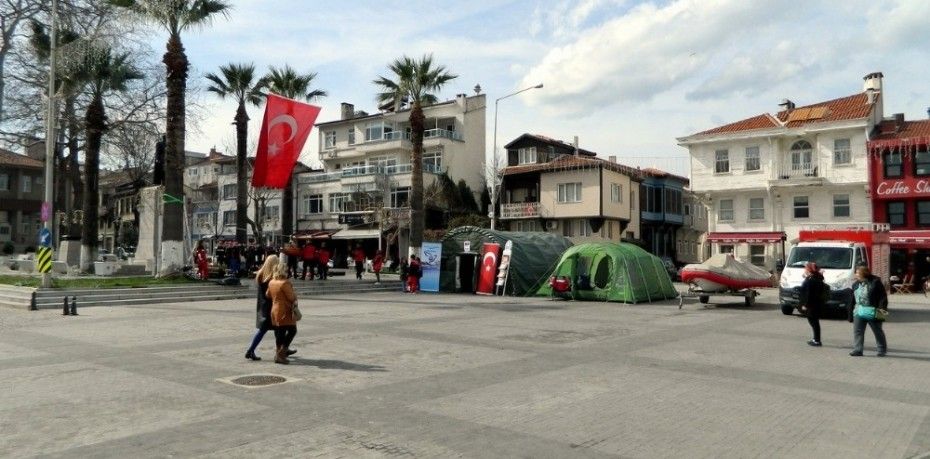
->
[230,375,287,386]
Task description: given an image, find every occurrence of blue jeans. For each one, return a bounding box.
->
[852,316,886,353]
[247,325,271,354]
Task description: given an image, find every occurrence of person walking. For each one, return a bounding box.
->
[194,240,209,280]
[399,257,409,292]
[850,265,889,357]
[301,242,317,280]
[353,245,366,280]
[284,241,300,279]
[318,244,330,280]
[373,250,384,284]
[798,262,826,347]
[267,262,299,364]
[244,255,285,361]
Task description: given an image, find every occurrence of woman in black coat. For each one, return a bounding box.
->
[799,262,826,347]
[245,255,279,360]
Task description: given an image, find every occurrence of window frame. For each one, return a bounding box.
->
[918,200,930,226]
[833,194,851,218]
[0,173,8,191]
[833,138,852,165]
[423,151,442,172]
[793,196,810,219]
[347,128,356,145]
[718,199,734,222]
[517,147,537,165]
[884,150,903,178]
[323,130,336,149]
[390,186,411,208]
[222,183,237,200]
[303,194,323,214]
[744,146,761,172]
[610,183,622,203]
[22,175,32,193]
[749,245,765,266]
[557,182,582,204]
[748,197,765,221]
[222,210,236,226]
[915,149,930,177]
[328,193,350,213]
[887,201,906,227]
[715,150,730,174]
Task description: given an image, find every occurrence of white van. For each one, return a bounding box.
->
[778,241,870,316]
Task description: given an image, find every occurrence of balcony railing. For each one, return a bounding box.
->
[424,128,463,141]
[774,160,820,180]
[300,163,446,185]
[500,202,540,219]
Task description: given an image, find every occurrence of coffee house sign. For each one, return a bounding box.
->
[875,178,930,199]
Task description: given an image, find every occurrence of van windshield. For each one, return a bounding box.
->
[787,247,853,270]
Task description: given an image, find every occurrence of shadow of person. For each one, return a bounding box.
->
[289,358,388,372]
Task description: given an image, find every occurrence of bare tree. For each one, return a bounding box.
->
[0,0,44,122]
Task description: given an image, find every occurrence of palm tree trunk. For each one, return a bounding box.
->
[408,101,425,256]
[80,93,104,271]
[235,103,248,244]
[161,32,188,273]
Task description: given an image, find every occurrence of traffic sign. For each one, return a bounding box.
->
[41,201,51,222]
[38,228,52,247]
[36,246,53,273]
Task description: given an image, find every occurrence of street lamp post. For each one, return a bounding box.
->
[42,0,59,288]
[490,83,543,230]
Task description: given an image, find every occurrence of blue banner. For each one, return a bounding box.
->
[420,242,442,292]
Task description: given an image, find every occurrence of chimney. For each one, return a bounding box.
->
[894,113,905,132]
[863,71,884,92]
[573,136,579,156]
[456,93,467,107]
[340,103,354,120]
[778,99,795,111]
[608,155,617,163]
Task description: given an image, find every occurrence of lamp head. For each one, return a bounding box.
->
[534,83,544,89]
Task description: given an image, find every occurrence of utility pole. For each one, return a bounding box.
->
[490,83,543,230]
[42,0,59,288]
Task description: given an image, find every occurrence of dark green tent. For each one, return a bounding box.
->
[537,242,678,303]
[439,226,573,296]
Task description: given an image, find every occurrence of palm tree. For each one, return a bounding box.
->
[68,47,143,270]
[261,64,326,238]
[374,54,457,257]
[205,63,265,245]
[109,0,230,274]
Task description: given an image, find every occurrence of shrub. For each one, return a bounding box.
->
[1,241,13,255]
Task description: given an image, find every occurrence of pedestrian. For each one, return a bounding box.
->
[850,265,888,357]
[798,262,826,347]
[318,244,330,280]
[301,242,317,280]
[407,255,421,293]
[399,257,409,292]
[267,261,299,364]
[228,244,241,277]
[373,250,384,284]
[245,255,289,361]
[193,240,209,280]
[285,240,300,279]
[216,242,227,269]
[353,244,366,280]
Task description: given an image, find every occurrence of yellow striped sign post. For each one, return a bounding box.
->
[36,246,53,273]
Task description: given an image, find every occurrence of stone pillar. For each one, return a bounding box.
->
[134,186,163,273]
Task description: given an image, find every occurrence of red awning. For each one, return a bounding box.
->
[706,232,786,243]
[889,230,930,248]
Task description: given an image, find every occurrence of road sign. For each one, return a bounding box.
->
[39,228,52,247]
[464,240,471,252]
[36,246,53,273]
[41,202,51,222]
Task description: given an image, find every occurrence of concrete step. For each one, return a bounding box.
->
[34,284,248,298]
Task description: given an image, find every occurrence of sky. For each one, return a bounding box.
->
[173,0,930,177]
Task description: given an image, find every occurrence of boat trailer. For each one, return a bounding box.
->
[678,284,760,309]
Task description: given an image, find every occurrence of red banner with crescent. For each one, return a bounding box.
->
[252,93,322,189]
[476,243,500,295]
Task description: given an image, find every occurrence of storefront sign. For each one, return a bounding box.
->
[875,178,930,199]
[420,242,442,292]
[338,214,366,225]
[476,243,500,295]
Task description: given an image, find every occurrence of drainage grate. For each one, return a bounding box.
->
[229,375,288,387]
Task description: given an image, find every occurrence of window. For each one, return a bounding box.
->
[22,175,31,193]
[665,189,681,214]
[189,168,199,176]
[557,183,582,203]
[715,150,729,173]
[347,128,356,145]
[423,151,442,172]
[834,138,851,165]
[887,201,905,227]
[0,173,7,190]
[329,193,349,212]
[684,204,691,216]
[720,244,734,255]
[918,201,930,226]
[364,122,383,141]
[262,206,279,220]
[518,147,537,165]
[833,194,850,218]
[303,194,323,214]
[390,187,410,208]
[793,196,809,219]
[750,245,765,266]
[577,219,591,237]
[222,184,237,199]
[790,140,813,173]
[916,150,930,176]
[324,130,336,149]
[718,199,733,221]
[223,210,236,226]
[749,197,764,220]
[884,150,903,178]
[611,184,622,203]
[744,146,760,171]
[513,220,540,232]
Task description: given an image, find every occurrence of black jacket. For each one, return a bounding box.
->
[799,273,826,311]
[256,279,272,329]
[852,275,888,310]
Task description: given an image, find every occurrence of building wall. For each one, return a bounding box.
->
[600,168,634,221]
[539,169,600,219]
[0,166,44,250]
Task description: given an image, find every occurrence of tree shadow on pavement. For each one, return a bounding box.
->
[289,358,388,372]
[884,309,930,324]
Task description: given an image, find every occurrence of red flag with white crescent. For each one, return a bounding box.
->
[476,242,501,295]
[252,93,322,189]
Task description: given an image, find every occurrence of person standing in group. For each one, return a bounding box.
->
[245,255,290,361]
[216,242,227,269]
[399,257,409,292]
[228,244,241,277]
[373,250,384,284]
[284,240,300,279]
[353,245,366,280]
[194,240,209,280]
[267,261,299,364]
[301,242,317,281]
[850,265,888,357]
[798,262,826,347]
[407,255,421,293]
[318,244,330,280]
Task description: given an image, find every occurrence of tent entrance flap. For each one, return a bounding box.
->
[456,253,478,293]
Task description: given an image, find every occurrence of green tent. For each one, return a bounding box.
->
[537,242,678,303]
[439,226,573,296]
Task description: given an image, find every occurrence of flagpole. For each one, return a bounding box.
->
[42,0,59,289]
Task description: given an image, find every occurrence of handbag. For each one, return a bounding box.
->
[854,305,876,320]
[876,308,889,321]
[292,303,302,322]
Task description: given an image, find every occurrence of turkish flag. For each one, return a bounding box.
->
[252,93,322,188]
[476,243,500,295]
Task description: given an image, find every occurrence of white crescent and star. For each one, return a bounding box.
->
[267,114,299,157]
[483,252,497,272]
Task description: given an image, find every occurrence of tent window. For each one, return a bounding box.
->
[594,256,610,289]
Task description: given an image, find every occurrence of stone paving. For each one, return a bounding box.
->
[2,287,930,458]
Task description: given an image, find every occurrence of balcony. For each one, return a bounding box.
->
[423,128,463,141]
[771,156,823,185]
[500,202,540,219]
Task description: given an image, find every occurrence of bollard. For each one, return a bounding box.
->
[69,296,78,316]
[29,291,38,311]
[62,296,69,316]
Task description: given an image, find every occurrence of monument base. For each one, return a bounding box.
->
[57,239,82,267]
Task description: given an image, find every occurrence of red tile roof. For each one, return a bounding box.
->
[691,92,875,137]
[871,119,930,141]
[642,167,689,184]
[503,154,642,180]
[0,148,44,169]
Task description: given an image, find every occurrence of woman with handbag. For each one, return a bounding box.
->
[798,262,826,347]
[267,262,300,364]
[244,255,284,361]
[850,265,888,357]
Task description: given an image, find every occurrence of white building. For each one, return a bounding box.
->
[295,92,486,256]
[677,72,885,270]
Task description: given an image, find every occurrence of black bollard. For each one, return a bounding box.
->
[62,296,69,316]
[30,291,37,311]
[69,296,78,316]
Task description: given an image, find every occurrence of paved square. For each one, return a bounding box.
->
[2,288,929,458]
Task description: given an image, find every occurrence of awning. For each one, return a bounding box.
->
[293,230,336,240]
[890,230,930,248]
[331,228,381,240]
[706,232,786,243]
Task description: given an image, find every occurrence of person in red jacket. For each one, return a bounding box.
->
[194,240,209,280]
[407,255,421,293]
[317,244,330,280]
[301,242,317,280]
[353,245,366,280]
[372,250,384,284]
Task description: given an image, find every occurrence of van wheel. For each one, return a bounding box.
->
[781,304,794,316]
[699,295,709,304]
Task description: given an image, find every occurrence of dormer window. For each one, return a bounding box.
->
[518,147,537,165]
